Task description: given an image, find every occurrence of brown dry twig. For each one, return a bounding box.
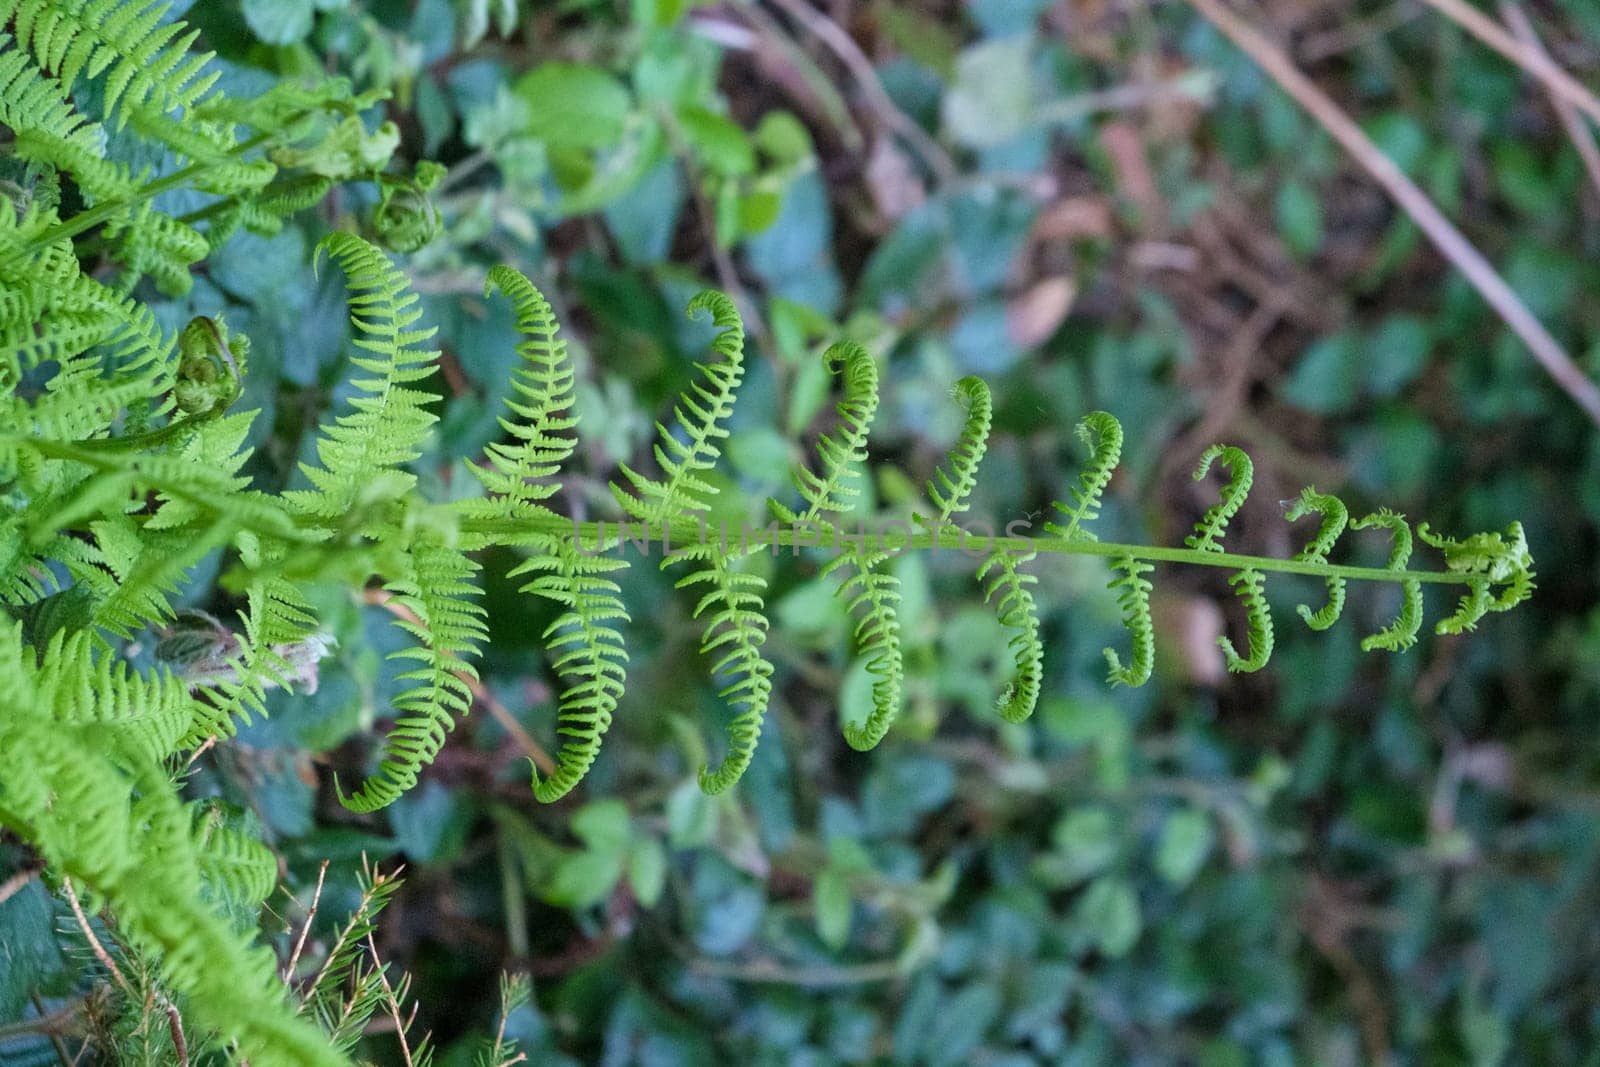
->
[1418,0,1600,126]
[1183,0,1600,426]
[758,0,958,185]
[1498,1,1600,203]
[0,861,43,906]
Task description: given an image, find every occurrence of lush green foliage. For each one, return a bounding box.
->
[0,0,1593,1063]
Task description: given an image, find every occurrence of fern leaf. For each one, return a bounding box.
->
[1218,568,1274,672]
[339,533,487,812]
[611,291,745,526]
[513,534,630,802]
[922,375,992,526]
[287,233,442,522]
[1284,486,1348,630]
[0,620,343,1066]
[1352,509,1422,652]
[832,541,905,752]
[1185,444,1252,552]
[977,548,1043,722]
[676,545,775,793]
[1045,410,1122,543]
[465,266,578,517]
[770,340,878,525]
[1104,554,1155,687]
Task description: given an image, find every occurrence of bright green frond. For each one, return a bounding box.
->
[771,340,878,525]
[611,290,745,526]
[288,233,443,522]
[513,534,631,802]
[1046,410,1122,543]
[923,375,992,526]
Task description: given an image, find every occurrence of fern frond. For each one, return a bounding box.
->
[832,541,905,752]
[922,375,992,525]
[0,621,341,1066]
[339,533,487,812]
[1352,509,1422,652]
[1185,443,1253,551]
[1284,486,1348,630]
[1104,554,1155,687]
[193,804,278,906]
[770,341,878,525]
[1436,578,1492,635]
[1045,410,1122,542]
[977,548,1043,722]
[1218,568,1274,672]
[287,233,442,522]
[611,291,745,525]
[0,0,223,134]
[513,534,630,802]
[1418,519,1536,615]
[464,266,577,518]
[28,627,193,761]
[676,545,775,793]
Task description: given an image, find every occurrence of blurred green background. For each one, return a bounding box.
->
[11,0,1600,1062]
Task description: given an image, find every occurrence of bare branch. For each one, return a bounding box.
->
[1499,2,1600,202]
[1419,0,1600,126]
[1183,0,1600,425]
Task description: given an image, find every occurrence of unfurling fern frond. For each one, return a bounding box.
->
[1219,568,1274,673]
[771,341,878,525]
[1104,554,1155,687]
[1418,520,1536,617]
[1351,509,1423,653]
[612,291,747,525]
[921,375,992,526]
[978,548,1043,721]
[1285,487,1348,630]
[1045,410,1121,542]
[1185,444,1253,552]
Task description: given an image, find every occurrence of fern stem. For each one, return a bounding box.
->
[20,132,275,255]
[456,515,1500,588]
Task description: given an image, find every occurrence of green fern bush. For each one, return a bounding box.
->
[0,1,1536,1063]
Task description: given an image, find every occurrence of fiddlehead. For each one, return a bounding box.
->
[1351,509,1423,653]
[1045,410,1122,542]
[1104,554,1155,687]
[1284,486,1348,630]
[1185,444,1253,552]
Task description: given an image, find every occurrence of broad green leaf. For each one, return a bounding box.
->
[814,868,851,950]
[1153,808,1214,887]
[1076,877,1141,958]
[515,63,632,150]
